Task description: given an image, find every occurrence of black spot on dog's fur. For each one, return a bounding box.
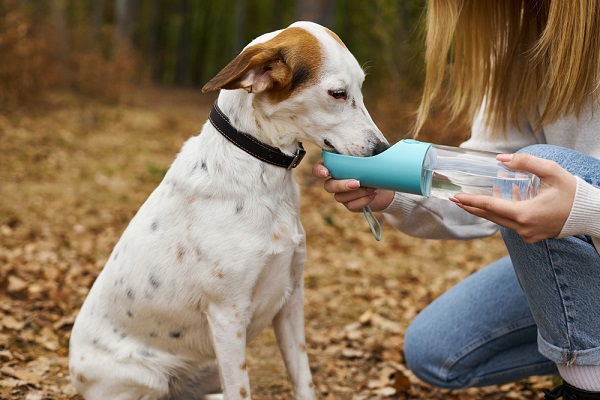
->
[149,275,161,289]
[169,331,181,339]
[126,288,135,300]
[151,221,158,231]
[176,245,186,262]
[235,201,244,214]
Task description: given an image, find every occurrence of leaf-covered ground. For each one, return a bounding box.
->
[0,88,556,399]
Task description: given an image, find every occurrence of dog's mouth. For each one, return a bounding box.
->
[323,139,390,157]
[323,139,340,154]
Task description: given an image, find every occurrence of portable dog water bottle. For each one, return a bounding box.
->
[322,139,540,240]
[323,139,540,200]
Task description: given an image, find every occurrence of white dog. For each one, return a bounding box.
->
[69,21,388,400]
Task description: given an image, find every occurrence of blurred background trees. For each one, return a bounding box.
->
[3,0,473,144]
[0,0,426,110]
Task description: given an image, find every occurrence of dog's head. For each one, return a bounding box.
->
[202,21,389,157]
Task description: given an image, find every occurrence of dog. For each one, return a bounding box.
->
[69,21,389,400]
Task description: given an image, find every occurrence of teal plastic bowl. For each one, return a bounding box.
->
[322,139,432,196]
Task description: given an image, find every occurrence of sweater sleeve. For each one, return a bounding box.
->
[558,177,600,250]
[382,193,499,240]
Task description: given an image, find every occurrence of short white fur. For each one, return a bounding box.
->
[69,21,388,400]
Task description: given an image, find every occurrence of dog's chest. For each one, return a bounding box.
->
[93,134,305,333]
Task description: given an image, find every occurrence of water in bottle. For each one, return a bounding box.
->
[422,145,540,200]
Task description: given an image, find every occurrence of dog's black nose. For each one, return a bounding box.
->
[371,141,390,156]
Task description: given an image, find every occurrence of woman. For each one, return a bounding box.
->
[314,1,600,398]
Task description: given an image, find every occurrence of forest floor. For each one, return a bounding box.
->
[0,87,557,399]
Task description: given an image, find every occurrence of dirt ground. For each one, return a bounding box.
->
[0,88,557,399]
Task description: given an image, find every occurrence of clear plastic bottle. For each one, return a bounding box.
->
[422,144,540,200]
[322,139,540,201]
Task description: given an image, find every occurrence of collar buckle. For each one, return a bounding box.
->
[287,145,306,169]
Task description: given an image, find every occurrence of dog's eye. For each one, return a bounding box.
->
[328,90,347,100]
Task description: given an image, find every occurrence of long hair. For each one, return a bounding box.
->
[413,0,600,137]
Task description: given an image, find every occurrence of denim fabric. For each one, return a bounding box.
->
[519,144,600,188]
[504,145,600,366]
[404,256,557,389]
[404,145,600,389]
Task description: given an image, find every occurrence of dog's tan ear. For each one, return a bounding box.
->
[202,44,293,94]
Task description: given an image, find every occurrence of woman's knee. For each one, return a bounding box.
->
[404,317,444,387]
[517,145,600,186]
[404,312,469,389]
[404,257,527,389]
[515,144,579,161]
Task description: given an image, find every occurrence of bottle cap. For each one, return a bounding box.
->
[322,139,432,195]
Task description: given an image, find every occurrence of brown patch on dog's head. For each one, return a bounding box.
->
[202,27,322,102]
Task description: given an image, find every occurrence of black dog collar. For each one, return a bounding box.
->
[209,102,306,169]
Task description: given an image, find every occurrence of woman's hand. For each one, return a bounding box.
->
[312,162,395,212]
[451,153,577,243]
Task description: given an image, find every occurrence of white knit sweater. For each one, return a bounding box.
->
[384,102,600,251]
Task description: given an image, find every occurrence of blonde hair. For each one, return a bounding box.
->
[414,0,600,137]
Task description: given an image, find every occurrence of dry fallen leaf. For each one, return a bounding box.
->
[392,369,412,392]
[1,316,25,331]
[7,275,28,293]
[0,366,42,387]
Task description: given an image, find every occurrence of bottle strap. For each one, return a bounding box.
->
[362,206,382,241]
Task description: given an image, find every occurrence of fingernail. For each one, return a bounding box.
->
[319,169,330,178]
[497,154,513,162]
[449,197,461,204]
[347,180,360,190]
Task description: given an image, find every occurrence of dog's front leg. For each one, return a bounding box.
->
[273,249,317,400]
[207,303,251,400]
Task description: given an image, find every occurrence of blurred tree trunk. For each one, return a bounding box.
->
[296,0,336,27]
[52,0,70,86]
[233,0,247,55]
[115,0,133,45]
[176,0,191,85]
[91,0,104,42]
[142,1,162,82]
[272,0,284,30]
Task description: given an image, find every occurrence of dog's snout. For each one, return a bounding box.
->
[371,141,390,156]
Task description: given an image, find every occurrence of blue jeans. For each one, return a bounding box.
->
[404,145,600,389]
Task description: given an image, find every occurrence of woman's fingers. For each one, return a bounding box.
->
[323,178,361,194]
[450,195,520,230]
[312,162,330,178]
[498,153,561,181]
[313,161,396,213]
